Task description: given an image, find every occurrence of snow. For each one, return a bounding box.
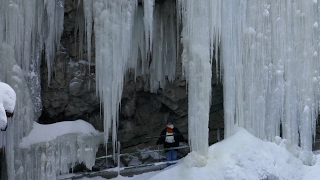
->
[20,120,102,147]
[75,128,320,180]
[0,82,16,130]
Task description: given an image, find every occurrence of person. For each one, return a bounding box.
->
[156,117,187,167]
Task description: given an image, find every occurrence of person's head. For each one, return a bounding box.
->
[166,117,173,125]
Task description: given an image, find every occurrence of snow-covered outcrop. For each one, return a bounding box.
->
[17,120,103,179]
[0,82,16,131]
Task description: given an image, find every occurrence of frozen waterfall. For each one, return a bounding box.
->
[1,0,320,179]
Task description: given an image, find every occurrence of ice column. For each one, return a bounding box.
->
[178,0,220,157]
[220,1,320,165]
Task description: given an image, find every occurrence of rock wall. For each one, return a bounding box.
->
[39,0,224,167]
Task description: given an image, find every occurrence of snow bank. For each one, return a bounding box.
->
[145,127,317,180]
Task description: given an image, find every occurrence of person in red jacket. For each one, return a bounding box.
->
[156,117,187,167]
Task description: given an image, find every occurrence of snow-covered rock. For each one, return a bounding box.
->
[0,82,16,131]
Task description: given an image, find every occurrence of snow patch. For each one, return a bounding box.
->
[0,82,16,130]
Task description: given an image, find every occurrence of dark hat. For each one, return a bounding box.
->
[167,117,173,124]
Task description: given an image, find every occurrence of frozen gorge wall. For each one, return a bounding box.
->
[0,0,102,180]
[0,0,63,178]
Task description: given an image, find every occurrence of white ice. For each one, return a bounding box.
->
[0,82,16,130]
[73,128,320,180]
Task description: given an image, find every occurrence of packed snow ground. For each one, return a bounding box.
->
[72,127,320,180]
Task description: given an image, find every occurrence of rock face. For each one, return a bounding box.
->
[39,0,224,167]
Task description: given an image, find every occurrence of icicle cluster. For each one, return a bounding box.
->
[83,0,138,158]
[82,0,177,157]
[220,0,320,165]
[177,0,221,157]
[72,0,320,168]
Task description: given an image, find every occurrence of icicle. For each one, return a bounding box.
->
[130,6,147,77]
[83,0,93,69]
[44,0,64,86]
[143,0,155,61]
[150,1,177,92]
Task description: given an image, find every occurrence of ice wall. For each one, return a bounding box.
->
[0,0,94,179]
[83,0,177,157]
[220,0,320,165]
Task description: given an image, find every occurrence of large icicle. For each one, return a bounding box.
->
[220,0,320,165]
[149,1,177,92]
[143,0,155,60]
[178,0,220,158]
[89,0,138,157]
